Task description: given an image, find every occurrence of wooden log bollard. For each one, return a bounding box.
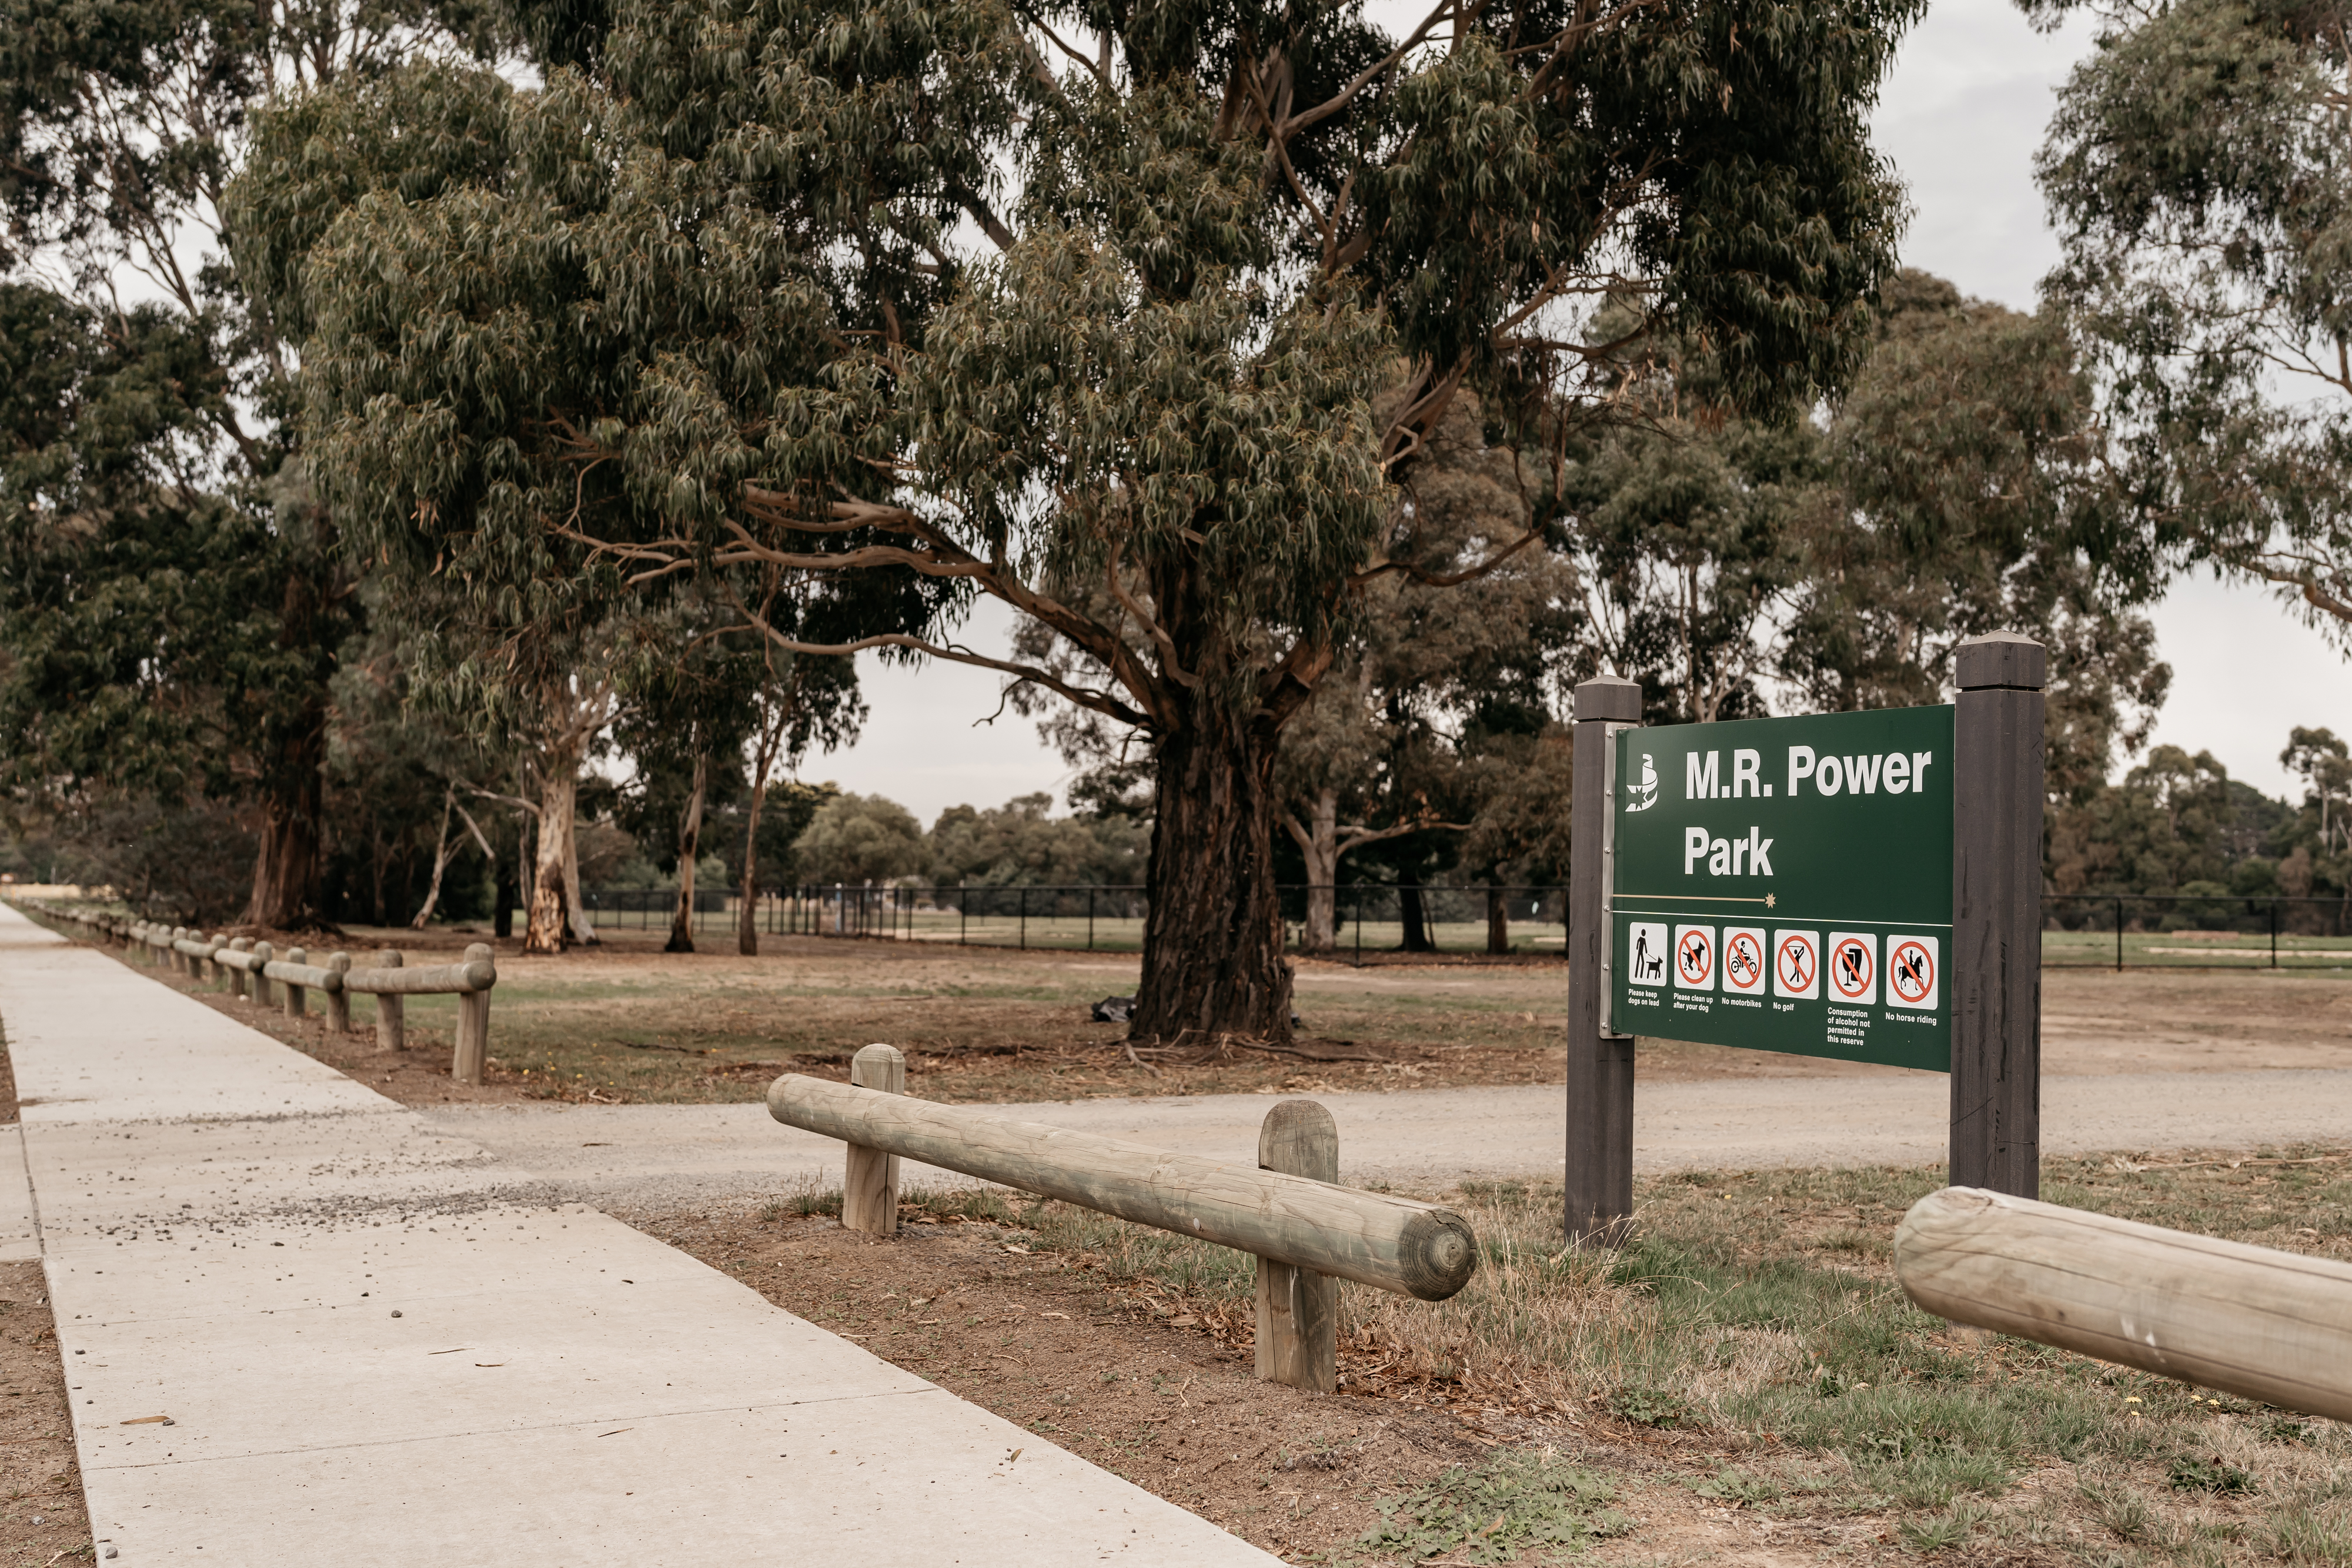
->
[373,950,405,1050]
[249,942,275,1008]
[1256,1100,1339,1392]
[325,952,352,1033]
[450,943,494,1086]
[771,1075,1476,1300]
[843,1044,906,1235]
[1898,1186,2352,1421]
[228,938,252,999]
[282,947,308,1019]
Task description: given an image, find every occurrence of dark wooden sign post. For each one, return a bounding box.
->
[1565,633,2046,1241]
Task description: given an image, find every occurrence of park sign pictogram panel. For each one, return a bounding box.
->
[1607,706,1955,1072]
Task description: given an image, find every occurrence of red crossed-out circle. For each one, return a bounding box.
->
[1830,935,1875,999]
[1676,930,1713,985]
[1776,933,1816,991]
[1889,939,1936,1003]
[1724,931,1766,992]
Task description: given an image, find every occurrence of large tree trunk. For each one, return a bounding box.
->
[245,731,325,930]
[495,822,517,939]
[523,765,579,954]
[1285,789,1342,953]
[667,751,708,954]
[739,778,769,957]
[1399,883,1434,952]
[1486,882,1510,955]
[563,809,599,945]
[1133,703,1294,1045]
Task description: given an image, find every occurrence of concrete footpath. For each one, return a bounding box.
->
[425,1065,2352,1216]
[0,905,1275,1566]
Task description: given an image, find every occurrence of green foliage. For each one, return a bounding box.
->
[272,0,1924,1031]
[1352,1452,1630,1566]
[928,793,1144,887]
[1603,1385,1690,1429]
[2169,1453,2259,1495]
[2031,0,2352,645]
[791,793,928,887]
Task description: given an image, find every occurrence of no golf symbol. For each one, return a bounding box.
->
[1887,936,1939,1011]
[1773,931,1819,998]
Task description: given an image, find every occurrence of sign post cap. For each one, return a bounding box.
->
[1953,632,2046,692]
[1573,674,1642,723]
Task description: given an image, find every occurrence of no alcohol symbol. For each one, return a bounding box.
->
[1829,934,1877,1002]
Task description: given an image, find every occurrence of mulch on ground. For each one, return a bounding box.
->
[0,1262,92,1566]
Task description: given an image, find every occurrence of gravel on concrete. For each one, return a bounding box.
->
[422,1065,2352,1215]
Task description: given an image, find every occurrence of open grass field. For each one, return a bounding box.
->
[48,914,2352,1106]
[655,1148,2352,1566]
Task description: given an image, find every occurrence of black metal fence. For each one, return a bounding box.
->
[2041,894,2352,970]
[576,884,2352,971]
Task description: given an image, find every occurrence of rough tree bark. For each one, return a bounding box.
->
[666,750,708,953]
[245,723,326,930]
[524,763,580,954]
[563,809,599,946]
[1399,884,1434,952]
[1132,699,1294,1045]
[1486,883,1509,955]
[737,702,788,957]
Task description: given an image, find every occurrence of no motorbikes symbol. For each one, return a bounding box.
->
[1723,928,1766,994]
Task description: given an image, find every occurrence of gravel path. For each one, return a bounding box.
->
[422,1065,2352,1213]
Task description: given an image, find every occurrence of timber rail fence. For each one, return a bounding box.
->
[4,897,499,1087]
[771,1047,1478,1392]
[1896,1186,2352,1422]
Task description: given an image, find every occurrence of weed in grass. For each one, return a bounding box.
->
[1349,1450,1630,1565]
[1689,1466,1779,1505]
[761,1185,841,1221]
[2080,1477,2156,1542]
[2169,1452,2259,1494]
[1604,1385,1689,1429]
[1896,1499,1986,1553]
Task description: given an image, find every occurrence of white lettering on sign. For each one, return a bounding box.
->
[1732,748,1765,797]
[1685,752,1719,800]
[1787,744,1935,796]
[1683,825,1774,877]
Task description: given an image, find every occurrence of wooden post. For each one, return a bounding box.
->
[843,1044,906,1235]
[452,943,493,1086]
[1951,633,2044,1199]
[282,947,308,1020]
[228,938,252,999]
[375,950,405,1051]
[250,942,275,1008]
[1898,1185,2352,1420]
[170,927,187,974]
[325,952,352,1033]
[1255,1099,1338,1392]
[1565,674,1642,1241]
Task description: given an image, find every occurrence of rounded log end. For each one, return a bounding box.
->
[1397,1209,1479,1300]
[766,1073,813,1125]
[460,960,497,992]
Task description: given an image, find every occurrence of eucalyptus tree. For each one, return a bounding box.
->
[0,4,506,927]
[289,0,1920,1041]
[2030,0,2352,644]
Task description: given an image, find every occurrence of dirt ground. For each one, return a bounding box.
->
[652,1203,1888,1567]
[64,924,2352,1111]
[0,1262,92,1566]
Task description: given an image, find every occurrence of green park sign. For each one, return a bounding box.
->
[1605,706,1956,1072]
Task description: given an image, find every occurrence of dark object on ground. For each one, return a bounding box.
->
[1091,995,1136,1024]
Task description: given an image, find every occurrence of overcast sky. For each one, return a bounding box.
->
[809,0,2346,821]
